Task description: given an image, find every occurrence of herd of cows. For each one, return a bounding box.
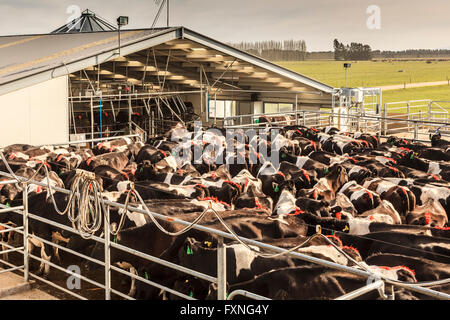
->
[0,122,450,300]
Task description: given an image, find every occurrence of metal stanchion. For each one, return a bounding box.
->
[104,205,111,300]
[217,236,227,300]
[22,182,29,282]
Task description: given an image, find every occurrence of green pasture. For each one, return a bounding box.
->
[276,60,450,88]
[382,85,450,105]
[276,60,450,111]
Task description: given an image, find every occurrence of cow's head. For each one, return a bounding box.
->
[430,132,442,146]
[135,161,154,180]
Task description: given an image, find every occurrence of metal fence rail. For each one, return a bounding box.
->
[222,106,450,143]
[0,167,449,301]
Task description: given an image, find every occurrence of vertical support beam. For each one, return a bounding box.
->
[128,94,132,134]
[200,67,204,124]
[206,89,210,127]
[214,92,217,126]
[407,102,411,132]
[104,205,111,300]
[217,236,227,300]
[90,96,94,148]
[22,183,29,283]
[295,94,299,125]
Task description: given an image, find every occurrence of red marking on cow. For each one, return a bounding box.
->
[402,139,407,144]
[346,157,357,163]
[335,212,342,220]
[399,147,411,152]
[166,217,175,222]
[159,150,167,157]
[56,154,65,162]
[365,190,373,200]
[388,166,399,173]
[275,171,286,179]
[313,188,318,200]
[245,178,249,188]
[424,212,431,225]
[431,174,440,181]
[296,129,303,136]
[8,153,16,160]
[121,172,129,180]
[197,196,230,207]
[133,112,141,117]
[309,140,317,151]
[104,112,108,117]
[130,168,136,175]
[254,198,268,211]
[311,128,318,132]
[399,186,407,195]
[434,226,450,230]
[78,115,82,119]
[287,207,305,216]
[357,140,369,148]
[376,265,416,277]
[301,169,310,183]
[86,157,94,166]
[369,215,374,221]
[382,157,396,164]
[372,135,378,142]
[342,245,360,255]
[326,235,343,247]
[211,172,216,179]
[36,186,42,194]
[177,169,184,175]
[225,180,242,192]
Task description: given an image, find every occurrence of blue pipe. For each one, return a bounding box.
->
[100,96,103,142]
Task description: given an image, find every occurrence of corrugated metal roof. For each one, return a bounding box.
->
[0,26,334,95]
[0,28,174,87]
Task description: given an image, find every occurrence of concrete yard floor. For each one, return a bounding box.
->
[0,268,59,300]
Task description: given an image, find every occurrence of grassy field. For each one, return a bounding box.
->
[276,60,450,88]
[382,85,450,104]
[276,60,450,105]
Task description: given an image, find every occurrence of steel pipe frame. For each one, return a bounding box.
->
[227,289,272,301]
[43,134,140,147]
[0,171,449,300]
[335,280,385,300]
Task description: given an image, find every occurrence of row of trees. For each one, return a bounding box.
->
[230,39,450,61]
[333,39,372,61]
[372,49,450,59]
[229,40,307,61]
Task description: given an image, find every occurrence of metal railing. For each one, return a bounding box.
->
[0,165,449,301]
[222,106,450,143]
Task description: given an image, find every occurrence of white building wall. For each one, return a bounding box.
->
[0,76,68,147]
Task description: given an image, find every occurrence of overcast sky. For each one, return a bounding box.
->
[1,0,449,51]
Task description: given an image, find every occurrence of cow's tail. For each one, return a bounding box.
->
[398,187,410,214]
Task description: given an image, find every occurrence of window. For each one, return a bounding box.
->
[209,100,236,118]
[264,102,293,113]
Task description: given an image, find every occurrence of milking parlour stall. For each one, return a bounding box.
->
[0,8,449,313]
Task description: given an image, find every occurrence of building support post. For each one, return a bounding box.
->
[217,236,227,300]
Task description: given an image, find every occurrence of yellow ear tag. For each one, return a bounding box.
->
[343,225,349,232]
